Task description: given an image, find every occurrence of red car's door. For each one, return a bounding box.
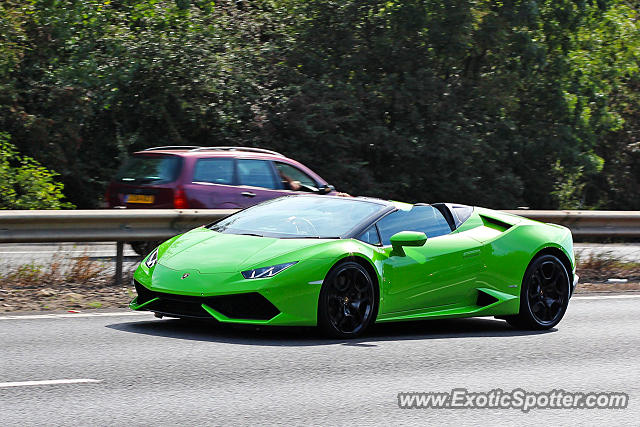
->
[235,158,289,207]
[184,157,244,208]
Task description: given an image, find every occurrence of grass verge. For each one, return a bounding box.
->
[574,249,640,294]
[0,249,137,312]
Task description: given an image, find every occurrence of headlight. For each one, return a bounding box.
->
[242,262,297,279]
[145,248,159,269]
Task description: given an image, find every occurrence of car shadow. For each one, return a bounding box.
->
[106,316,555,347]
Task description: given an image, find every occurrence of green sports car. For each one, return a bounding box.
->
[131,195,578,337]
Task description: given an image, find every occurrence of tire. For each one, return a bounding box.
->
[318,261,378,338]
[130,241,161,257]
[506,254,571,330]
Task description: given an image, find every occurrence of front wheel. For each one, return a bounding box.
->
[506,254,570,330]
[318,261,378,338]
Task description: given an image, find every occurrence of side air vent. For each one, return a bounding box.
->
[480,215,512,232]
[476,289,499,307]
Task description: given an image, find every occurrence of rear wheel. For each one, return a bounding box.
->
[506,254,570,330]
[318,261,378,338]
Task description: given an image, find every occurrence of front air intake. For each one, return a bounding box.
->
[134,280,156,305]
[205,293,280,320]
[133,280,280,320]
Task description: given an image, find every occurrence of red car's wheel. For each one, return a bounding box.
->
[130,241,161,257]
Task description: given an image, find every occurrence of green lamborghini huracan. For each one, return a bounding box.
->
[131,195,577,337]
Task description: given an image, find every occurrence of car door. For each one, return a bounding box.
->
[184,157,241,208]
[377,206,485,315]
[235,158,288,207]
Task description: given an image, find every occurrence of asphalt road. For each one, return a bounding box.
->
[1,295,638,425]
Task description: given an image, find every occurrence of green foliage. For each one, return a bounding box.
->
[0,132,73,209]
[0,0,637,209]
[261,0,639,207]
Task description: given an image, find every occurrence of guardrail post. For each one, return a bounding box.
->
[115,241,124,286]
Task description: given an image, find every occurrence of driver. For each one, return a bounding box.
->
[279,170,352,197]
[279,170,302,191]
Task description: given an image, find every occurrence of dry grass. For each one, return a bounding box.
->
[575,250,640,282]
[3,253,105,288]
[0,248,137,312]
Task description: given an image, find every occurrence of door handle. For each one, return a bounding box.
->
[241,192,256,198]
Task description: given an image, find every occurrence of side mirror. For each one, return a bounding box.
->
[390,231,427,248]
[319,184,335,194]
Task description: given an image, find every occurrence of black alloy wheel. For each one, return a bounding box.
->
[506,254,571,330]
[318,261,378,338]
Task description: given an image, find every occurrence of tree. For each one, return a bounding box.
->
[0,133,73,209]
[0,0,637,209]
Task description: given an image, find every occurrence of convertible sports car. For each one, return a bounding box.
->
[131,195,578,337]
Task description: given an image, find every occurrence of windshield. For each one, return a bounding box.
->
[209,196,386,238]
[115,155,182,184]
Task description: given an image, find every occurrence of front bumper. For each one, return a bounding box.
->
[131,280,281,323]
[131,260,331,326]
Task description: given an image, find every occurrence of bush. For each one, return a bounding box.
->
[0,132,74,209]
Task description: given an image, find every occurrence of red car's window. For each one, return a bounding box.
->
[115,155,181,184]
[237,159,278,189]
[192,158,234,185]
[274,162,317,188]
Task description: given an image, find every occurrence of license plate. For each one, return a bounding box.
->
[125,194,155,204]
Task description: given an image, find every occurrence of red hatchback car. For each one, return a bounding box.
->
[106,146,336,210]
[106,146,337,255]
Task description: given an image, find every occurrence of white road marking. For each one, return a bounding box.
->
[0,379,102,388]
[573,294,640,300]
[574,245,638,248]
[0,311,151,321]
